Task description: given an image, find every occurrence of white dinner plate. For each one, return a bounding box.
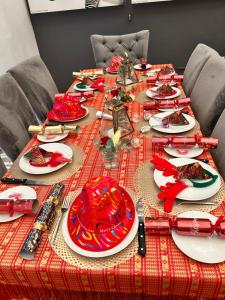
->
[149,112,195,134]
[134,64,152,70]
[62,202,138,258]
[73,84,95,92]
[164,145,204,158]
[153,157,221,201]
[146,87,181,100]
[37,133,68,143]
[19,143,73,175]
[158,107,184,112]
[146,69,161,76]
[147,69,175,77]
[0,186,36,223]
[172,211,225,264]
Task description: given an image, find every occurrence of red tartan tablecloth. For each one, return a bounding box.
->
[0,65,225,300]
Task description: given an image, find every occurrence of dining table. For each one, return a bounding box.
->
[0,64,225,300]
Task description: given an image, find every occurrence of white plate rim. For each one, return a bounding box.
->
[105,67,118,74]
[149,112,195,134]
[172,211,225,264]
[134,63,152,70]
[147,69,175,77]
[146,87,181,100]
[19,143,73,175]
[62,201,138,258]
[74,83,95,92]
[0,186,36,223]
[153,157,221,201]
[37,133,68,143]
[164,144,204,158]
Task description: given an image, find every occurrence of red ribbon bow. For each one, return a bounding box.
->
[90,78,104,91]
[150,155,188,213]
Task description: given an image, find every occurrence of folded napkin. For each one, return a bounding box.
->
[143,98,191,110]
[152,135,218,150]
[90,78,104,91]
[150,155,218,212]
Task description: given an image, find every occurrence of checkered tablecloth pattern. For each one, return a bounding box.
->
[0,65,225,300]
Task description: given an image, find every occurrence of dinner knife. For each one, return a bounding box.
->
[0,178,49,186]
[136,199,146,257]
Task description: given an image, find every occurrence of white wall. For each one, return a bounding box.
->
[0,0,39,74]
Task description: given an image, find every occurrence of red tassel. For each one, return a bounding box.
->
[150,155,178,178]
[48,152,71,167]
[158,181,188,213]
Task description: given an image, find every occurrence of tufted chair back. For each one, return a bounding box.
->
[0,157,6,177]
[190,54,225,137]
[8,55,58,123]
[90,30,149,68]
[0,73,38,161]
[183,43,219,96]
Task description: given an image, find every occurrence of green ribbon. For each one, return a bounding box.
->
[189,170,218,188]
[76,83,87,89]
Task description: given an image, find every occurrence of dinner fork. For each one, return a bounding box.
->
[50,196,71,245]
[176,200,219,206]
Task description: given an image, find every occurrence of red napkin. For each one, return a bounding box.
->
[150,155,188,213]
[90,78,104,91]
[30,152,71,167]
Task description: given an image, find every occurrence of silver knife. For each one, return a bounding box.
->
[0,178,49,186]
[136,199,146,257]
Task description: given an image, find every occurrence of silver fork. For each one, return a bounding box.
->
[50,196,71,245]
[176,200,219,206]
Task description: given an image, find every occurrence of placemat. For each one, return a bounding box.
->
[49,188,139,270]
[10,144,85,185]
[134,161,225,216]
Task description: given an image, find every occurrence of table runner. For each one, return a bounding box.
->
[0,65,225,299]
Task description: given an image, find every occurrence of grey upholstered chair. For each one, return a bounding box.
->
[0,73,38,161]
[183,44,219,96]
[90,30,149,68]
[0,157,6,177]
[190,54,225,137]
[211,109,225,180]
[8,55,58,123]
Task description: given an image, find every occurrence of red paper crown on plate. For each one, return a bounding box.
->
[47,94,86,121]
[67,176,135,252]
[107,55,124,73]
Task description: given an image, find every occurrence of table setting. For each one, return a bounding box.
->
[1,61,225,299]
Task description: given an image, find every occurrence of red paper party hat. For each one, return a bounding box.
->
[67,176,135,252]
